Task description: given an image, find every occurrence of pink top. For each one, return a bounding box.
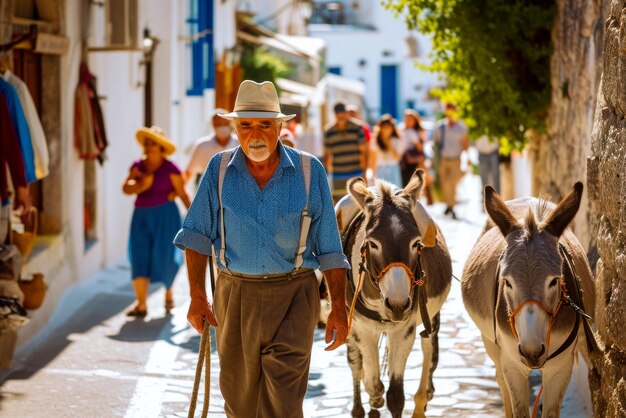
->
[132,159,181,208]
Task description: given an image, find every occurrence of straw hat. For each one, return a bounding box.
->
[219,80,295,121]
[136,126,176,155]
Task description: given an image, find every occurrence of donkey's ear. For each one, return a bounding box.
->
[484,185,520,237]
[348,177,374,209]
[542,182,583,237]
[403,169,425,201]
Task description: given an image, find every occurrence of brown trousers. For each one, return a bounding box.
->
[439,157,463,207]
[214,270,320,418]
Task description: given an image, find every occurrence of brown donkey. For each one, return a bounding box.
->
[462,183,597,418]
[344,170,452,418]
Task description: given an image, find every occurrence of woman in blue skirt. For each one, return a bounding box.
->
[122,126,191,316]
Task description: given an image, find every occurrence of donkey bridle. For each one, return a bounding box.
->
[343,212,433,338]
[493,243,597,363]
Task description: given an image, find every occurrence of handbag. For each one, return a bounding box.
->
[12,207,38,260]
[18,273,47,310]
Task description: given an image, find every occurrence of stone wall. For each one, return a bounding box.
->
[529,0,605,250]
[587,1,626,416]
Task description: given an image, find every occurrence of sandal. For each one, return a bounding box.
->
[126,306,147,317]
[165,299,174,313]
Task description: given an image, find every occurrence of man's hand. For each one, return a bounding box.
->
[325,305,348,351]
[187,296,218,333]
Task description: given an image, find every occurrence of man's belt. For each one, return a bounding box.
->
[222,268,314,281]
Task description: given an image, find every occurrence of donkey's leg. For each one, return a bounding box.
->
[541,349,575,418]
[386,323,417,418]
[347,336,366,418]
[482,336,513,418]
[501,355,531,418]
[358,327,385,410]
[413,312,440,418]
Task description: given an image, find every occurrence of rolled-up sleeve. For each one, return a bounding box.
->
[173,155,220,255]
[309,158,350,271]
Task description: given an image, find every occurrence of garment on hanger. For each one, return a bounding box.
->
[3,71,49,180]
[74,63,108,164]
[0,78,35,183]
[0,95,27,205]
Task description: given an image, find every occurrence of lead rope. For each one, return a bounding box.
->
[188,253,218,418]
[347,246,367,333]
[188,322,211,418]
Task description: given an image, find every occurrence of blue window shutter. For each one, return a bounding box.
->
[187,0,214,96]
[328,66,342,75]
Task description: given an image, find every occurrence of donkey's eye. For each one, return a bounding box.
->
[369,242,379,250]
[503,278,512,289]
[412,241,420,249]
[549,278,559,287]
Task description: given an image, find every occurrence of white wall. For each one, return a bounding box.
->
[309,0,438,120]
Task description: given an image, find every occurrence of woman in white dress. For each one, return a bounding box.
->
[367,114,404,187]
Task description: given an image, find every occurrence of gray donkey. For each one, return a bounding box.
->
[343,170,452,418]
[462,183,597,418]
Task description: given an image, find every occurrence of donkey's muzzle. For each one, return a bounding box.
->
[518,343,546,369]
[384,297,412,322]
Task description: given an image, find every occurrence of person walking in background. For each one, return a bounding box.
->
[367,114,404,187]
[399,109,433,204]
[432,103,469,219]
[324,102,367,201]
[346,104,371,143]
[183,109,238,185]
[174,80,349,417]
[122,126,191,317]
[474,135,501,193]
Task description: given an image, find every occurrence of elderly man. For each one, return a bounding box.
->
[173,80,349,418]
[183,108,238,184]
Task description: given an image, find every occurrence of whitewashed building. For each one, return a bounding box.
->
[1,0,238,360]
[308,0,439,121]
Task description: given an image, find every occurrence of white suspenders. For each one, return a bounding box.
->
[217,149,312,272]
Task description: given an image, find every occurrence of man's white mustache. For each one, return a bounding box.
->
[249,140,267,149]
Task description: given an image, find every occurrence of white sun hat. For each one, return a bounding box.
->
[218,80,295,121]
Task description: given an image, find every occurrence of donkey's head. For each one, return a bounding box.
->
[484,182,583,369]
[348,170,437,322]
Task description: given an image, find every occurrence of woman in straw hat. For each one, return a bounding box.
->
[123,126,191,317]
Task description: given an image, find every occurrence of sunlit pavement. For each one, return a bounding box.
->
[0,174,592,417]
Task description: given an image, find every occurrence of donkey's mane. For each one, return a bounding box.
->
[377,180,395,203]
[522,197,551,239]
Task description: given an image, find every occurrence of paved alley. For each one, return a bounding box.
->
[0,175,593,417]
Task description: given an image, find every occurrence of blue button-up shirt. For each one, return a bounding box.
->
[173,142,350,275]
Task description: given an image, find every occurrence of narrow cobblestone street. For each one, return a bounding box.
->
[0,175,593,417]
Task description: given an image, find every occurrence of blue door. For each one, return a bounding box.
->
[380,65,398,118]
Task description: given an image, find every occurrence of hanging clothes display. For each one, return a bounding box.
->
[0,94,27,206]
[74,63,108,164]
[2,71,49,180]
[0,77,35,183]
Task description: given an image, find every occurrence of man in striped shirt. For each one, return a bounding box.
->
[323,102,367,201]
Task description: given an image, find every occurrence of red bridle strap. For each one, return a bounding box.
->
[376,262,425,287]
[374,246,426,287]
[507,277,567,351]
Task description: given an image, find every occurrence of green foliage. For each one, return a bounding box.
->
[240,44,293,87]
[386,0,556,151]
